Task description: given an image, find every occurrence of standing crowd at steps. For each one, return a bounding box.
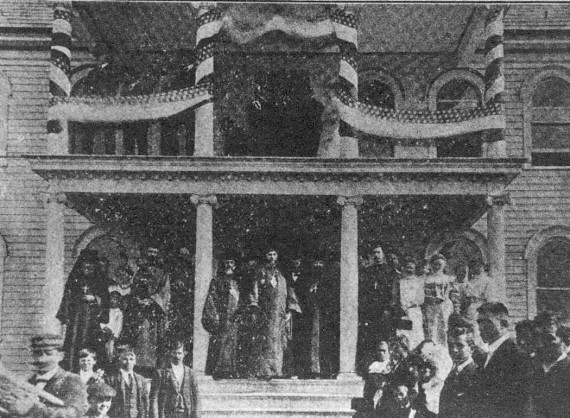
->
[0,243,568,417]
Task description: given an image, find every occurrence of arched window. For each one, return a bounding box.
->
[427,70,485,158]
[531,76,570,166]
[435,79,482,157]
[536,238,570,318]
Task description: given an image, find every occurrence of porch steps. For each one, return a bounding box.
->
[199,378,364,418]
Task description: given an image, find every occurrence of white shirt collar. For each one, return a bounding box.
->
[543,353,568,373]
[487,334,510,356]
[456,357,474,374]
[36,366,59,381]
[120,369,134,380]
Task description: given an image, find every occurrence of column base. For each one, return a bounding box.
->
[336,372,361,381]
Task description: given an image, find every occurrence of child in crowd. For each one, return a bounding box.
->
[78,348,104,386]
[85,381,117,418]
[363,340,392,413]
[105,344,149,418]
[99,291,124,365]
[150,339,200,418]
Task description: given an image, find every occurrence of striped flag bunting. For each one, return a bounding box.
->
[333,90,505,140]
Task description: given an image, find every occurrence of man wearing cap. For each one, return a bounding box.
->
[0,334,86,417]
[85,381,116,418]
[202,251,242,378]
[250,246,301,378]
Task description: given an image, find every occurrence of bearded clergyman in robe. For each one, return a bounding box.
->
[122,246,170,371]
[203,252,242,378]
[250,246,301,378]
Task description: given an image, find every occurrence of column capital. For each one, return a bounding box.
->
[190,194,218,207]
[337,196,363,207]
[486,194,511,207]
[39,192,67,206]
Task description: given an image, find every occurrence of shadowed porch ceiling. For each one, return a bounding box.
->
[67,193,487,260]
[72,2,478,54]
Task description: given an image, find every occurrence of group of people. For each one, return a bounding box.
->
[56,245,193,374]
[359,303,570,418]
[0,334,199,418]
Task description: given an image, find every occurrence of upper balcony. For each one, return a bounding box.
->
[36,2,522,187]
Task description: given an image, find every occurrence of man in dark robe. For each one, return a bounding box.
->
[57,249,109,372]
[357,245,394,375]
[202,253,242,378]
[250,246,301,378]
[122,246,170,373]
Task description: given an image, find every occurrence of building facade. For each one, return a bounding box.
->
[0,2,568,387]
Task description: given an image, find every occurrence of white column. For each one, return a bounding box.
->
[487,194,510,304]
[148,121,161,156]
[43,192,66,333]
[190,194,217,375]
[336,195,363,379]
[195,102,214,156]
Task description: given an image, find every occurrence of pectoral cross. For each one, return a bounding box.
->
[82,285,90,294]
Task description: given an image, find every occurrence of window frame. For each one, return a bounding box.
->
[521,66,570,163]
[524,226,570,319]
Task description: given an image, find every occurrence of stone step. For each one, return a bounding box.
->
[202,392,353,410]
[202,408,354,418]
[198,378,364,396]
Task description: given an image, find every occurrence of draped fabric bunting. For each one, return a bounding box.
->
[48,84,212,123]
[196,6,223,85]
[333,91,505,140]
[48,1,72,139]
[331,7,358,139]
[483,6,507,144]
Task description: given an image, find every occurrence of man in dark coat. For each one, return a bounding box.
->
[105,345,149,418]
[475,302,531,418]
[440,323,479,418]
[150,340,200,418]
[357,245,394,375]
[0,334,87,417]
[532,327,570,418]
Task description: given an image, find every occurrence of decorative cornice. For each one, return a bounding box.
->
[337,196,363,207]
[190,194,218,207]
[486,193,511,207]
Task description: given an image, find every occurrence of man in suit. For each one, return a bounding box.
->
[377,379,429,418]
[105,344,149,418]
[0,334,87,417]
[532,327,570,418]
[476,302,531,418]
[439,321,479,418]
[150,340,200,418]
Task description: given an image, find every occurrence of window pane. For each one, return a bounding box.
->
[537,238,570,288]
[436,80,481,111]
[359,79,395,109]
[537,289,570,320]
[531,124,570,149]
[532,77,570,107]
[532,152,570,166]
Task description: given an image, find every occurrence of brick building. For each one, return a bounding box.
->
[0,1,569,415]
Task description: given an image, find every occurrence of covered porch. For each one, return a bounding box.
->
[29,155,523,380]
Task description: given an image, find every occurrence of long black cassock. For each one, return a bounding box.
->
[202,270,242,378]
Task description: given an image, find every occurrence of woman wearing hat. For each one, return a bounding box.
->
[422,254,455,346]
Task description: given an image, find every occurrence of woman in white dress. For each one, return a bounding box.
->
[396,257,425,350]
[422,254,455,345]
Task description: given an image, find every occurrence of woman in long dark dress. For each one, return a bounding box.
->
[57,249,109,372]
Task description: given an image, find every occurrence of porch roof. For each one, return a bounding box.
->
[28,155,525,197]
